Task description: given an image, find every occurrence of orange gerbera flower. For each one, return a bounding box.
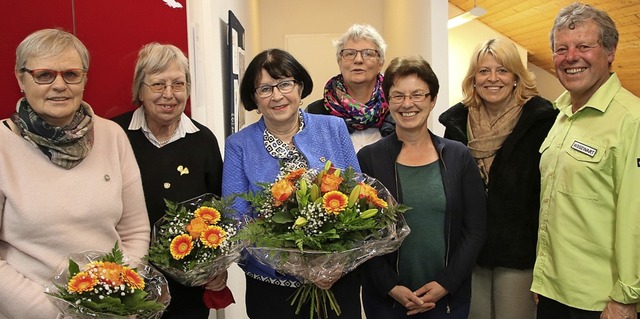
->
[285,168,306,181]
[195,206,221,224]
[271,179,295,202]
[170,234,194,260]
[86,261,123,286]
[320,174,343,193]
[186,217,208,239]
[67,271,98,293]
[121,266,145,290]
[201,225,227,249]
[322,191,348,215]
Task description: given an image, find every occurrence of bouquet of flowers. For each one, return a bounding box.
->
[44,242,169,319]
[147,193,242,283]
[239,161,410,319]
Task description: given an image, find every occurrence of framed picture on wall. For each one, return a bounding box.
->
[226,10,245,137]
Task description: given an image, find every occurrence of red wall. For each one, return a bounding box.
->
[1,0,188,120]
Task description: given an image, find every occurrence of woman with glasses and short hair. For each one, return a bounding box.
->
[307,23,394,152]
[222,48,362,319]
[112,42,225,319]
[357,56,486,319]
[0,28,151,318]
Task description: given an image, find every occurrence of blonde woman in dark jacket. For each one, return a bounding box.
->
[358,56,486,319]
[438,38,557,319]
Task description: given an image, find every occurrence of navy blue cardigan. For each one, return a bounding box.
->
[357,131,486,309]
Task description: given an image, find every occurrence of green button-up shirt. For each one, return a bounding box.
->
[532,73,640,311]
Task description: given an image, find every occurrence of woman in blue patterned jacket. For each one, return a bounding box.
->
[222,48,362,319]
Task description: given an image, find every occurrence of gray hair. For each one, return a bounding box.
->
[15,29,90,72]
[131,42,190,106]
[333,24,387,62]
[550,2,618,53]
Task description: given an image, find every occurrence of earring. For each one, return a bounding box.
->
[514,82,517,87]
[20,89,24,93]
[473,84,476,88]
[299,101,303,106]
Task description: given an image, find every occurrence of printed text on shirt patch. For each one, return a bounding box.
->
[571,141,597,157]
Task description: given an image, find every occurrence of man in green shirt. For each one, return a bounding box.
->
[532,3,640,319]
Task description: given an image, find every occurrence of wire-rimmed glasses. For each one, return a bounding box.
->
[143,81,187,93]
[388,92,431,104]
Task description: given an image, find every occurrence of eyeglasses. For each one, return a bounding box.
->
[143,81,187,93]
[255,80,298,98]
[388,92,431,104]
[339,49,379,61]
[20,68,86,85]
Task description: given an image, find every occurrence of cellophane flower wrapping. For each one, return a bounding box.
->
[239,162,411,319]
[147,193,244,287]
[44,243,170,319]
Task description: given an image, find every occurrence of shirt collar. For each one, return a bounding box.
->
[128,106,200,147]
[554,72,621,117]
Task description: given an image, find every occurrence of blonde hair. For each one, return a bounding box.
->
[461,38,539,108]
[131,42,190,106]
[15,28,90,72]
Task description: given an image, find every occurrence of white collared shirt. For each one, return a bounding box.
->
[127,106,199,148]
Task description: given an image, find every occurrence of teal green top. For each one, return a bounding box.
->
[397,161,446,291]
[532,73,640,310]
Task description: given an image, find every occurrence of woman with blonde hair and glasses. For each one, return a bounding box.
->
[307,23,394,152]
[1,28,150,318]
[438,38,557,319]
[112,42,225,318]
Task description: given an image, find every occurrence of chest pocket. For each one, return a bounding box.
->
[564,139,605,164]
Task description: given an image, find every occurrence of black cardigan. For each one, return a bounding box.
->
[438,96,557,269]
[357,131,487,308]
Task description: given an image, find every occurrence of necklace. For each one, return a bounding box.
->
[158,128,178,146]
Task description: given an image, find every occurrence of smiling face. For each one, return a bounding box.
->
[140,61,187,128]
[474,53,516,111]
[15,47,86,127]
[338,38,383,88]
[388,74,436,133]
[255,69,302,130]
[553,20,614,107]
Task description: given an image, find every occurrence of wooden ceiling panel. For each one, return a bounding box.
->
[449,0,640,96]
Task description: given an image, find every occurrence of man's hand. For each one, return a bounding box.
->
[601,300,637,319]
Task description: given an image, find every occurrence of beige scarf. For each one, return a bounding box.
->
[467,102,523,185]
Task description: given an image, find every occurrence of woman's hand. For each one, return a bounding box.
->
[388,285,436,314]
[204,271,228,291]
[405,281,448,315]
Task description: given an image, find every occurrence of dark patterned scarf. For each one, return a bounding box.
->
[11,98,94,169]
[323,74,389,132]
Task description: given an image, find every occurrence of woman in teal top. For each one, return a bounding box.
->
[357,56,486,318]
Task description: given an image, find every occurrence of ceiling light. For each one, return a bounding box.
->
[448,2,487,29]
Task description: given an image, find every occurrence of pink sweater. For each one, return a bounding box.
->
[0,115,151,319]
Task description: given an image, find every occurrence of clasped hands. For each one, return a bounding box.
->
[389,281,448,315]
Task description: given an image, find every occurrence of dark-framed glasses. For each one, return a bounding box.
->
[388,92,431,104]
[339,49,379,61]
[143,81,187,93]
[20,68,86,85]
[255,79,298,98]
